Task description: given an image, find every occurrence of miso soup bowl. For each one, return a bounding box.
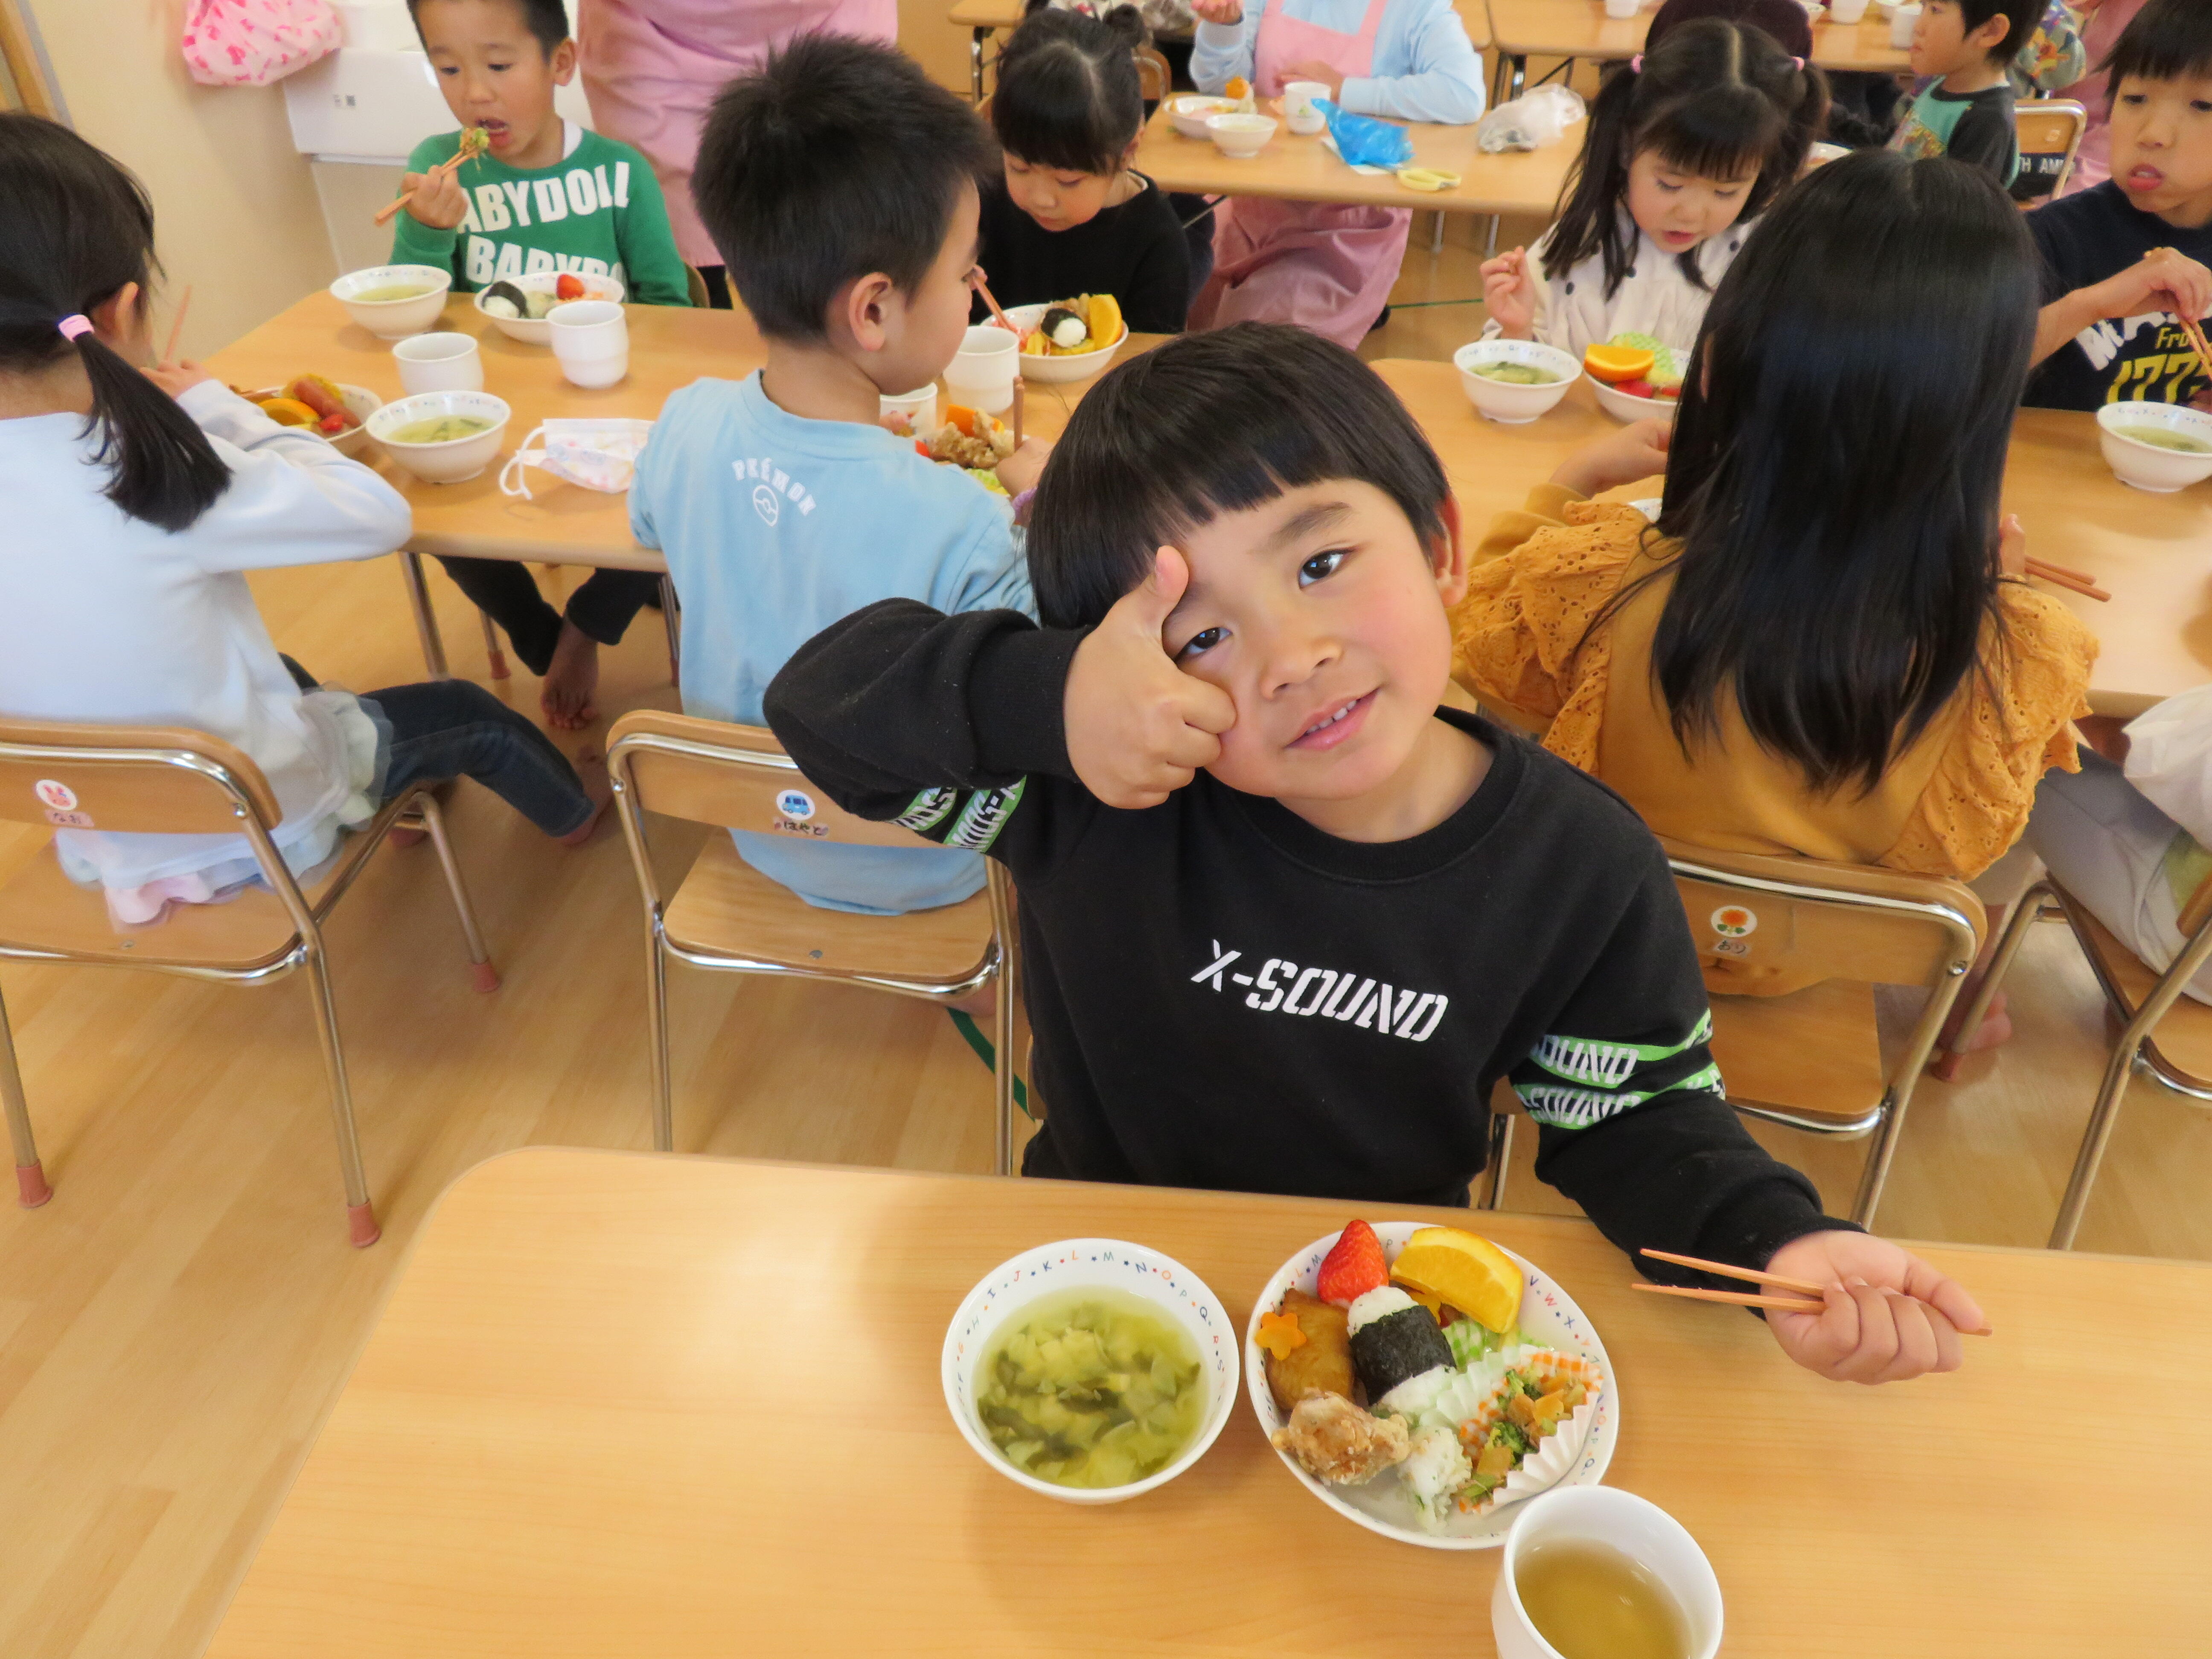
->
[2096,401,2212,493]
[1493,1487,1724,1659]
[330,263,454,339]
[942,1237,1239,1506]
[1455,339,1580,423]
[367,390,512,484]
[1207,112,1278,158]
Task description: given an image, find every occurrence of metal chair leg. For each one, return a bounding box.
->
[1479,1109,1513,1211]
[478,609,510,680]
[414,791,500,993]
[1930,881,2050,1080]
[1847,949,1972,1227]
[300,938,378,1248]
[0,988,50,1208]
[646,920,675,1153]
[988,863,1019,1177]
[397,550,451,679]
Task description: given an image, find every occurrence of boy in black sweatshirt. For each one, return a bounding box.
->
[767,324,1986,1385]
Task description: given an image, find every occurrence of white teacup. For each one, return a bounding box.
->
[1492,1487,1723,1659]
[879,383,937,435]
[1283,80,1331,135]
[392,332,483,396]
[1829,0,1870,23]
[1604,0,1640,17]
[1890,1,1921,48]
[547,299,629,389]
[944,323,1020,415]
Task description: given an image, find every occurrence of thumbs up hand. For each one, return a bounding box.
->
[1063,547,1239,809]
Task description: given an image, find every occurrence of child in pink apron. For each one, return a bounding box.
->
[1185,0,1484,347]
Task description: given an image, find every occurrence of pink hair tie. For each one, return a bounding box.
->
[56,314,93,341]
[1629,53,1643,72]
[1790,55,1805,70]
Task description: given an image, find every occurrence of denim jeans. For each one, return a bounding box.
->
[282,658,592,838]
[432,559,662,677]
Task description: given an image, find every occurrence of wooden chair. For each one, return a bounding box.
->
[606,711,1019,1171]
[1137,44,1172,105]
[683,262,713,310]
[1658,841,1985,1226]
[1933,871,2212,1248]
[2013,99,2088,206]
[0,717,499,1248]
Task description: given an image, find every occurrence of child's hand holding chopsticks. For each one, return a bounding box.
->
[1749,1229,1989,1384]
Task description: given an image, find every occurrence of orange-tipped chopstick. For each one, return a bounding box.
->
[973,277,1023,338]
[2027,559,2110,602]
[1637,1246,1993,1334]
[161,284,192,365]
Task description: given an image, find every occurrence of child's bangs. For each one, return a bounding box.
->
[1642,88,1781,184]
[1027,326,1449,630]
[992,69,1125,175]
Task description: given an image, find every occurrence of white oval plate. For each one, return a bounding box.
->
[1244,1221,1617,1548]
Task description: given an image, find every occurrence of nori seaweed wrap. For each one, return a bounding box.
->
[1346,1287,1453,1403]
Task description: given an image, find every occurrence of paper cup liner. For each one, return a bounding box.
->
[1455,1345,1606,1515]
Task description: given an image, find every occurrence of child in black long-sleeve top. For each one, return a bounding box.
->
[767,324,1986,1386]
[974,3,1193,335]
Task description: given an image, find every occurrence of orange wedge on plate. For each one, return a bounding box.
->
[1583,343,1655,384]
[1390,1227,1523,1335]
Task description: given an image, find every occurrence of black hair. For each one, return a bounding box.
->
[0,114,228,533]
[1635,151,2036,795]
[993,3,1150,175]
[2102,0,2212,89]
[406,0,569,56]
[1543,17,1825,298]
[693,36,997,343]
[1949,0,2039,64]
[1028,324,1448,630]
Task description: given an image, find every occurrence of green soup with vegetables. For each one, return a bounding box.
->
[1473,362,1562,385]
[350,284,434,303]
[976,1289,1205,1489]
[2112,425,2212,454]
[387,416,491,445]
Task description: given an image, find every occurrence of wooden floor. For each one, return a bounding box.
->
[6,222,2212,1659]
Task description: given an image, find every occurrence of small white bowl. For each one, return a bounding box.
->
[942,1237,1239,1506]
[1207,112,1278,159]
[368,390,511,484]
[244,383,382,457]
[1168,95,1236,139]
[1454,340,1580,424]
[330,264,453,339]
[473,271,628,344]
[1493,1487,1723,1659]
[2096,402,2212,493]
[1587,371,1681,425]
[1003,302,1130,383]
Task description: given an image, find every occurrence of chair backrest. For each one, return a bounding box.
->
[1660,838,1984,995]
[2014,99,2087,206]
[607,710,938,851]
[683,262,712,309]
[1136,45,1170,105]
[0,716,281,836]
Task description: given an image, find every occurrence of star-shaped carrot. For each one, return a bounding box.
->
[1256,1308,1309,1359]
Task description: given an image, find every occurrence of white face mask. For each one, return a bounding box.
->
[497,417,654,500]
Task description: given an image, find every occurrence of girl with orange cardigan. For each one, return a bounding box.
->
[1451,151,2096,1035]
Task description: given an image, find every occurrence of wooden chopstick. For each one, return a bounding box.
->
[373,131,483,227]
[2027,559,2110,602]
[161,284,192,365]
[2026,556,2095,585]
[1636,1247,1992,1334]
[973,277,1023,339]
[1634,1284,1825,1315]
[2175,309,2212,377]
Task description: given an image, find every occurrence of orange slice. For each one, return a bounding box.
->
[1583,343,1656,384]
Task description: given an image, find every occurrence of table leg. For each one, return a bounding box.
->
[397,549,451,680]
[1512,53,1527,100]
[1484,212,1500,258]
[1430,211,1445,254]
[659,575,681,690]
[971,26,985,102]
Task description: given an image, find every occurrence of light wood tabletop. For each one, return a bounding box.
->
[1371,358,2212,717]
[202,1147,2211,1657]
[1487,0,1909,73]
[1138,102,1574,215]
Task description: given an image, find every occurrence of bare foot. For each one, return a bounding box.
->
[952,985,1000,1019]
[540,620,601,731]
[558,748,612,846]
[1957,989,2013,1053]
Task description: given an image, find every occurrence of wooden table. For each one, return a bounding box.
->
[1373,358,2212,716]
[1137,102,1574,218]
[1486,0,1908,103]
[208,294,1157,677]
[202,1147,2212,1656]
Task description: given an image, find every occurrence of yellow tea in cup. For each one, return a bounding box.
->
[1516,1537,1691,1659]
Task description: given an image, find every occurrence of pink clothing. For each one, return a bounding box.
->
[1189,0,1410,349]
[2055,0,2150,198]
[578,0,898,266]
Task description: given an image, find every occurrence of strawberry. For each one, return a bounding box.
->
[1618,378,1655,400]
[1316,1219,1389,1307]
[1654,384,1681,400]
[556,273,585,301]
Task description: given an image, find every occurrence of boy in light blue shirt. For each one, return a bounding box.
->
[631,36,1045,914]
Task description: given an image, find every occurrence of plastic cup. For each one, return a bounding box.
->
[1492,1487,1723,1659]
[546,299,629,389]
[1890,1,1920,47]
[1283,80,1330,135]
[943,323,1020,415]
[879,384,938,435]
[392,332,483,396]
[1829,0,1869,23]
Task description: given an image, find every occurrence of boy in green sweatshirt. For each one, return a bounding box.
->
[393,0,691,728]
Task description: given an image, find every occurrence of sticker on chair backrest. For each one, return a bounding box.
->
[32,780,92,828]
[776,788,815,821]
[1710,905,1758,938]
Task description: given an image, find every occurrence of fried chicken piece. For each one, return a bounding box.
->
[1269,1389,1412,1485]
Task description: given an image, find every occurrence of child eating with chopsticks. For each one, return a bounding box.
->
[2026,0,2212,410]
[1453,150,2096,1053]
[393,0,693,732]
[765,320,1987,1386]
